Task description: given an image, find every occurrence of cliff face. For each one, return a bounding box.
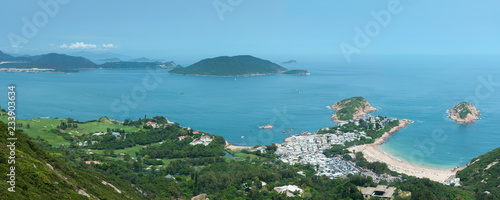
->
[331,97,377,122]
[448,102,480,124]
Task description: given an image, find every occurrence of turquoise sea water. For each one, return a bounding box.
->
[2,55,499,169]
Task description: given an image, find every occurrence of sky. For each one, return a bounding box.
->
[1,0,499,63]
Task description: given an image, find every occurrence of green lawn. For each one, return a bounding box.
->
[0,114,141,147]
[85,140,165,156]
[0,115,70,146]
[68,119,140,136]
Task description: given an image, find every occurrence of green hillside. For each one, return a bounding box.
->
[452,102,473,119]
[2,53,96,72]
[457,147,500,199]
[332,97,374,121]
[169,55,296,76]
[0,120,146,199]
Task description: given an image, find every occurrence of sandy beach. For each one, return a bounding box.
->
[225,141,253,151]
[348,119,459,183]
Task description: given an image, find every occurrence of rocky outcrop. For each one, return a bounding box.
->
[331,97,377,122]
[261,124,274,129]
[449,102,480,124]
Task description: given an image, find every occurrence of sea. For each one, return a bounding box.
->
[2,54,500,169]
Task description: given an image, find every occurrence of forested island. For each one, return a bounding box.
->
[0,50,176,72]
[168,55,308,76]
[449,102,480,124]
[331,97,377,122]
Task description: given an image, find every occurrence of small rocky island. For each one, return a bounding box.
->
[261,124,274,129]
[331,97,377,122]
[449,102,480,124]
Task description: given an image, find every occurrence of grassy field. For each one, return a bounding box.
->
[0,113,141,147]
[226,149,271,162]
[84,139,165,156]
[0,115,70,146]
[67,117,141,136]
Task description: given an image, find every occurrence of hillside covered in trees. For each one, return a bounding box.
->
[168,55,308,76]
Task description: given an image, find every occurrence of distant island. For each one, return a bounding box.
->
[168,55,308,76]
[448,102,480,124]
[281,60,297,65]
[0,50,176,72]
[331,97,377,122]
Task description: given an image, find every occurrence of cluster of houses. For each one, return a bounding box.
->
[338,116,396,130]
[78,140,99,146]
[189,134,213,146]
[177,130,214,146]
[275,132,367,178]
[273,185,304,197]
[146,122,158,128]
[84,161,101,165]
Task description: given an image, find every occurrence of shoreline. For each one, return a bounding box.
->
[348,119,460,183]
[225,141,253,151]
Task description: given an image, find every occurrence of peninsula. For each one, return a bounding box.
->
[168,55,308,76]
[331,97,377,122]
[448,102,480,124]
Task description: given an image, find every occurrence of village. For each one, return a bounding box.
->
[275,116,403,181]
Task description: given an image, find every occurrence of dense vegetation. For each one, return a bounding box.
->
[452,102,473,119]
[0,121,146,199]
[169,55,306,76]
[457,147,500,199]
[332,97,373,121]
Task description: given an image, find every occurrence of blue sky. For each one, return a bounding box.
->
[1,0,499,62]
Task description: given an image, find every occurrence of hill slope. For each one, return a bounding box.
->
[0,120,145,199]
[2,53,97,71]
[457,147,500,199]
[169,55,301,76]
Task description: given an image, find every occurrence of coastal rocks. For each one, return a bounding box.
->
[331,97,377,122]
[448,102,480,124]
[261,124,274,129]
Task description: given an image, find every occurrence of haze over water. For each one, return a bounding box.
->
[2,55,500,169]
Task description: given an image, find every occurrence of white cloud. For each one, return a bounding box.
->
[102,43,116,48]
[59,42,97,49]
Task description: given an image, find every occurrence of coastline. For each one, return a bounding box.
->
[225,141,253,151]
[348,119,460,183]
